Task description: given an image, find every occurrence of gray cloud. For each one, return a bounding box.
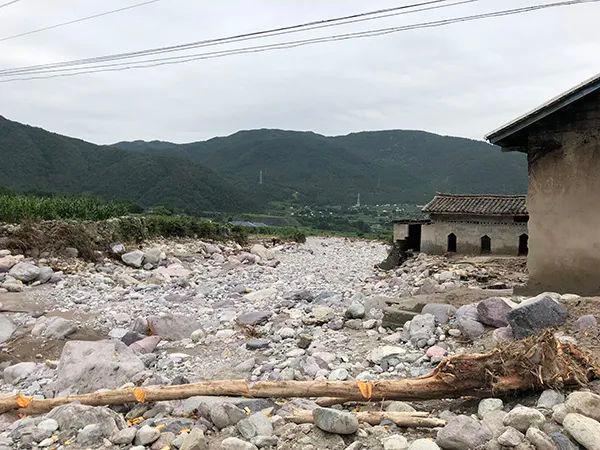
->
[0,0,597,144]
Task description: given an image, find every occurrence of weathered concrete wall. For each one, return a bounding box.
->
[421,214,527,255]
[518,92,600,295]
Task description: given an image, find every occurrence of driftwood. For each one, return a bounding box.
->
[1,331,597,415]
[288,410,445,428]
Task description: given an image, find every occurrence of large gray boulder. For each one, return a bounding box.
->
[435,415,493,449]
[507,295,567,338]
[9,262,40,283]
[565,391,600,421]
[53,340,145,395]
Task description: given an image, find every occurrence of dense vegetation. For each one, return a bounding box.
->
[115,129,528,206]
[0,191,135,222]
[0,116,254,214]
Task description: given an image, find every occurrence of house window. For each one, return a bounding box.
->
[447,233,457,253]
[518,234,529,256]
[481,235,491,254]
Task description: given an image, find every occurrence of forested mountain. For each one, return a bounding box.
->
[0,116,253,213]
[115,128,528,205]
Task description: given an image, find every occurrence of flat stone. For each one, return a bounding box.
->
[368,346,406,364]
[236,310,272,326]
[4,362,36,384]
[537,389,565,410]
[180,427,208,450]
[526,428,556,450]
[221,437,258,450]
[135,425,160,445]
[245,338,270,350]
[497,426,524,447]
[575,314,597,331]
[236,412,273,439]
[122,250,145,268]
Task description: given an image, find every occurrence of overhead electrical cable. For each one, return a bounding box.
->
[0,0,162,43]
[0,0,468,73]
[1,0,598,82]
[0,0,20,9]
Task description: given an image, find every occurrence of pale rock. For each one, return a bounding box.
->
[537,390,565,410]
[244,288,278,302]
[497,426,524,446]
[9,262,40,282]
[4,362,36,384]
[53,340,145,395]
[180,427,209,450]
[503,406,545,433]
[407,439,441,450]
[525,428,556,450]
[368,346,406,364]
[435,415,493,449]
[237,412,273,439]
[121,250,145,268]
[250,244,274,260]
[386,401,416,413]
[478,398,504,419]
[110,427,137,445]
[313,407,359,435]
[0,315,15,344]
[383,434,409,450]
[221,437,258,450]
[135,425,160,445]
[565,391,600,421]
[421,303,456,325]
[562,413,600,450]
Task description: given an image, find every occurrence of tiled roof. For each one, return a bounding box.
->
[422,193,527,216]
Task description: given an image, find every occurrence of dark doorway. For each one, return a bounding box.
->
[518,234,529,256]
[481,235,491,254]
[407,224,422,252]
[447,233,457,253]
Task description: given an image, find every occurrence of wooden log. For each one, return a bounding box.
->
[289,409,445,428]
[0,331,596,415]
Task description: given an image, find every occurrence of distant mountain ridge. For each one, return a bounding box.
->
[0,115,527,212]
[0,116,254,213]
[114,128,528,206]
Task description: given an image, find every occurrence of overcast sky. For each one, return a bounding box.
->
[0,0,598,144]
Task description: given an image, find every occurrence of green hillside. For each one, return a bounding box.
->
[0,116,253,213]
[115,128,528,206]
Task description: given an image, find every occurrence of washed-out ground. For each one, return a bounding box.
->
[0,236,597,449]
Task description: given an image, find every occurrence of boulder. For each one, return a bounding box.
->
[0,255,18,272]
[562,413,600,450]
[537,389,565,410]
[236,412,273,439]
[455,304,485,340]
[313,407,359,435]
[121,250,145,268]
[147,314,202,340]
[250,244,274,260]
[4,362,37,384]
[503,406,545,433]
[407,439,441,450]
[497,427,524,446]
[180,427,209,450]
[435,415,493,449]
[478,398,503,419]
[409,314,436,344]
[221,437,258,450]
[53,340,145,395]
[506,295,567,338]
[129,335,161,354]
[477,297,515,327]
[9,262,40,283]
[36,266,54,284]
[421,303,456,325]
[0,315,16,344]
[565,391,600,421]
[31,316,77,339]
[46,404,125,436]
[143,248,165,266]
[345,300,366,319]
[525,428,556,450]
[382,434,409,450]
[575,315,598,331]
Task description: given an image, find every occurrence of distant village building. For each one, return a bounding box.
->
[486,74,600,295]
[393,193,528,256]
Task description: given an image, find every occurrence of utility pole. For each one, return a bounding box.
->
[356,193,361,207]
[259,170,263,185]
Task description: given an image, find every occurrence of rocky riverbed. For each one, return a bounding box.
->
[0,236,597,449]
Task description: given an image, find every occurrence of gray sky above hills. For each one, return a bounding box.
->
[0,0,597,144]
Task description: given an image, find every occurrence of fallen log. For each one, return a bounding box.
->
[1,331,597,415]
[288,410,445,428]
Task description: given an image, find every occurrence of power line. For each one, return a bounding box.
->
[0,0,21,9]
[0,0,162,43]
[1,0,598,82]
[0,0,467,74]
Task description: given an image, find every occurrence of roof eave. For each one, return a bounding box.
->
[485,73,600,147]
